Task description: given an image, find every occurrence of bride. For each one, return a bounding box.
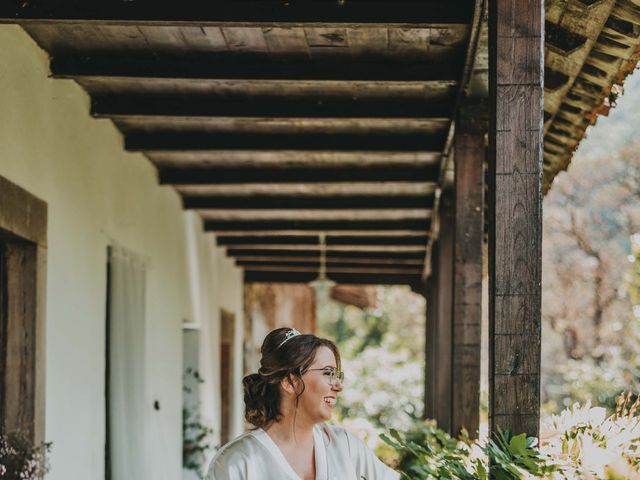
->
[206,327,399,480]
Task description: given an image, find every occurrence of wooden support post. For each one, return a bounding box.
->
[422,195,454,433]
[423,255,438,422]
[488,0,543,438]
[452,116,484,438]
[436,197,454,433]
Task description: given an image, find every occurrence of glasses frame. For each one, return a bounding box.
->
[305,367,344,386]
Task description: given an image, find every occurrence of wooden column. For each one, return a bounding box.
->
[423,195,454,432]
[488,0,543,437]
[423,259,438,422]
[436,197,454,433]
[452,117,484,438]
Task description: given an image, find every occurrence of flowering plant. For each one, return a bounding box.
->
[539,392,640,479]
[381,393,640,479]
[0,431,51,480]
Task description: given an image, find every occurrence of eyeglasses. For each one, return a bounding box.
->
[306,367,344,386]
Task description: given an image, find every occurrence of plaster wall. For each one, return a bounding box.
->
[0,25,244,479]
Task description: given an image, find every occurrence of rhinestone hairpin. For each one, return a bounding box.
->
[278,328,301,348]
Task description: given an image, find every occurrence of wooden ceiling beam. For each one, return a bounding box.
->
[128,133,445,153]
[216,235,429,246]
[152,151,441,168]
[233,255,423,265]
[243,270,419,286]
[228,250,425,260]
[226,244,427,252]
[101,97,454,120]
[237,263,423,275]
[241,264,422,275]
[204,218,429,232]
[53,59,463,83]
[198,209,431,222]
[2,1,475,26]
[177,181,438,197]
[184,195,434,210]
[236,258,423,268]
[212,230,427,236]
[160,166,439,184]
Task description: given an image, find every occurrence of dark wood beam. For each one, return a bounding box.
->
[451,118,484,439]
[152,151,441,168]
[101,96,455,120]
[184,195,434,210]
[177,182,438,198]
[433,196,454,433]
[236,260,422,270]
[244,270,421,286]
[205,219,429,232]
[489,0,543,438]
[217,235,429,247]
[241,265,422,275]
[127,131,446,153]
[1,1,475,26]
[52,58,463,83]
[199,210,430,222]
[161,165,439,185]
[228,249,426,260]
[423,271,437,421]
[233,256,423,265]
[226,244,427,252]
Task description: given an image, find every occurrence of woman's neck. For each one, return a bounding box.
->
[265,415,315,447]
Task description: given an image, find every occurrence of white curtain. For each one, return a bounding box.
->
[108,245,147,480]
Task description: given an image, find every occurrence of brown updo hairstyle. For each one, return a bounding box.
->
[242,328,341,429]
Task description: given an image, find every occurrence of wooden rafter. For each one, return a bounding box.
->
[1,0,475,25]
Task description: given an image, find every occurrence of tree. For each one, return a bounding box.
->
[542,147,640,411]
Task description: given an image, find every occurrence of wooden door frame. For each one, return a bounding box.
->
[0,175,47,443]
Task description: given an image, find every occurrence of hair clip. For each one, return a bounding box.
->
[278,328,301,348]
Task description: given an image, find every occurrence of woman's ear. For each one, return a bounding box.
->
[280,373,302,396]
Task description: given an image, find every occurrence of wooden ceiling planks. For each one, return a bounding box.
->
[543,0,640,192]
[2,0,481,285]
[175,182,439,197]
[2,1,475,26]
[182,195,435,210]
[218,235,429,246]
[243,270,421,286]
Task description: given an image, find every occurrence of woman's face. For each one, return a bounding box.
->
[298,346,343,424]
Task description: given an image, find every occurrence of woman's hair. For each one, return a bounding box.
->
[242,328,340,429]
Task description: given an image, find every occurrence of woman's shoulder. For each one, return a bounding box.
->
[318,424,400,480]
[206,430,263,479]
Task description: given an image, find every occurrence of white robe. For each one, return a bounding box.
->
[206,424,400,480]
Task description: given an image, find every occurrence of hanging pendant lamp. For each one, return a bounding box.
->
[309,232,336,305]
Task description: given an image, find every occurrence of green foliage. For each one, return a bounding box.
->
[182,407,215,476]
[182,368,215,477]
[542,146,640,414]
[382,420,557,480]
[319,286,425,433]
[384,394,640,479]
[380,421,479,480]
[486,429,555,480]
[322,305,390,355]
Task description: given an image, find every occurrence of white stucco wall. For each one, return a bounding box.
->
[0,25,244,480]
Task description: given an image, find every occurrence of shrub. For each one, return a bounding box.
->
[382,393,640,479]
[0,431,51,480]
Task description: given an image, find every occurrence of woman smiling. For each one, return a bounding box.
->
[206,327,399,480]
